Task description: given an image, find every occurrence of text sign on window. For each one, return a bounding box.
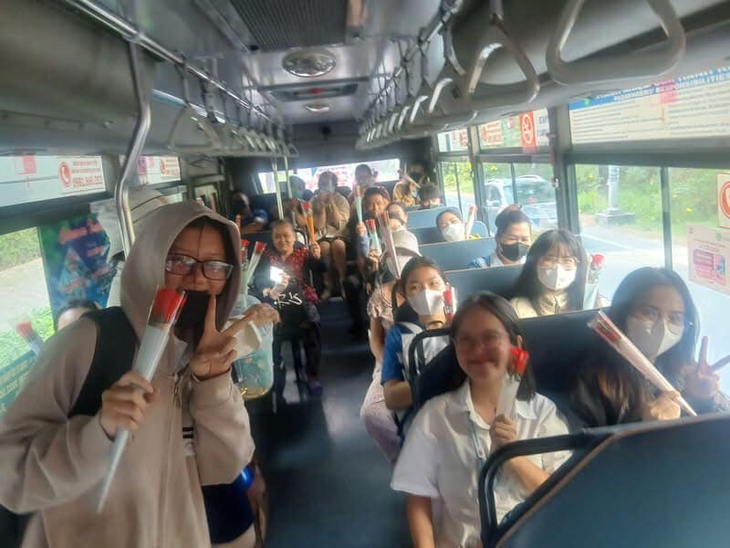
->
[137,156,181,185]
[437,129,469,153]
[569,67,730,144]
[477,109,550,151]
[0,156,106,208]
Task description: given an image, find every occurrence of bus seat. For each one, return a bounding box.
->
[481,414,730,548]
[406,207,448,229]
[420,239,496,272]
[519,309,604,398]
[411,221,489,245]
[446,265,522,301]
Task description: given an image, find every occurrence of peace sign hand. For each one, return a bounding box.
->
[683,337,728,401]
[189,296,259,380]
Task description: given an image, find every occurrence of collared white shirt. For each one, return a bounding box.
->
[391,380,569,548]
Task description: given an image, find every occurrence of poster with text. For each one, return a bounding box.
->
[38,213,116,316]
[688,224,730,295]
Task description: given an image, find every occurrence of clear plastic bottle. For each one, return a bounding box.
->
[230,294,275,400]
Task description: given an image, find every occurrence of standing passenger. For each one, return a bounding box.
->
[392,293,569,546]
[0,201,275,547]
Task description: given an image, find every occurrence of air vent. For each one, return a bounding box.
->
[270,83,359,103]
[229,0,346,51]
[282,49,337,78]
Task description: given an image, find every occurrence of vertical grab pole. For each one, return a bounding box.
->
[284,155,296,226]
[115,42,152,257]
[272,158,284,221]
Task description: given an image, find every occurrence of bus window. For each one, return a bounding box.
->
[669,167,730,392]
[0,227,52,415]
[440,160,474,212]
[577,164,665,298]
[513,164,557,232]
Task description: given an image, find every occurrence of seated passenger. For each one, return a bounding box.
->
[231,191,269,234]
[470,205,532,268]
[54,299,101,331]
[386,202,408,231]
[393,163,428,207]
[254,220,325,395]
[381,257,451,412]
[347,163,376,204]
[572,267,730,427]
[289,175,313,201]
[0,201,272,547]
[417,182,442,209]
[308,171,351,299]
[392,292,569,546]
[510,229,606,318]
[361,234,421,463]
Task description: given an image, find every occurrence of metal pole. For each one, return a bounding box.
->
[115,42,152,257]
[660,166,674,269]
[272,158,284,220]
[61,0,278,126]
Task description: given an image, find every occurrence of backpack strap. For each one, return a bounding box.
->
[68,307,138,418]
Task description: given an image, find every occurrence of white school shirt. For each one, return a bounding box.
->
[391,380,570,548]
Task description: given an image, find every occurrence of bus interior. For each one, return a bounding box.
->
[2,0,730,546]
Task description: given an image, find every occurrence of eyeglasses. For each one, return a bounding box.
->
[631,304,688,329]
[454,331,508,350]
[165,254,233,281]
[540,255,579,269]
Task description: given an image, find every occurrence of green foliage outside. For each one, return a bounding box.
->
[0,228,41,271]
[576,165,727,236]
[440,161,475,208]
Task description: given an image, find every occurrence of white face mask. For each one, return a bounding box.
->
[537,265,576,291]
[626,316,683,360]
[408,289,444,316]
[442,222,465,242]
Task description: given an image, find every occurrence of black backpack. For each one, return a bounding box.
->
[1,307,252,546]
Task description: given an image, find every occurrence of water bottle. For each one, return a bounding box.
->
[231,294,275,400]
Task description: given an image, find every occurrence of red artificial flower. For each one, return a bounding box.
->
[510,347,529,376]
[591,253,605,269]
[150,287,186,324]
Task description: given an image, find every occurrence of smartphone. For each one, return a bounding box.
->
[270,266,284,284]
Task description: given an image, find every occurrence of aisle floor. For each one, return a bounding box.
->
[248,300,411,547]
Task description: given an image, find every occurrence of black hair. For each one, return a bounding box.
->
[512,229,588,313]
[450,292,537,400]
[355,164,373,176]
[572,267,699,427]
[398,256,447,295]
[363,186,391,204]
[54,299,100,329]
[436,207,463,230]
[418,183,441,203]
[495,205,531,239]
[318,171,338,189]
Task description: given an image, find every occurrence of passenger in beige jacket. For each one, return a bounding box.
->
[0,201,275,548]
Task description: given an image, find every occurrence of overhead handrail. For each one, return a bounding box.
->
[406,34,435,127]
[116,42,152,256]
[167,67,222,154]
[546,0,686,85]
[463,0,540,110]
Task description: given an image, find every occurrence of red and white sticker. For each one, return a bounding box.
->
[718,174,730,229]
[520,112,537,152]
[58,157,105,194]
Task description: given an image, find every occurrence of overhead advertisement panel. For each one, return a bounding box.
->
[477,108,550,151]
[137,156,181,186]
[0,156,106,208]
[569,67,730,145]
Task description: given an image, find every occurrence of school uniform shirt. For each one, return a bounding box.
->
[380,323,450,385]
[469,252,526,269]
[391,380,570,548]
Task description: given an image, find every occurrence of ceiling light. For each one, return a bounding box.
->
[304,102,332,113]
[283,49,336,78]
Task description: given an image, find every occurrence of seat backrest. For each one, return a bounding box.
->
[518,309,603,397]
[406,207,448,228]
[410,221,489,245]
[413,343,462,411]
[494,414,730,548]
[446,265,523,301]
[420,238,496,272]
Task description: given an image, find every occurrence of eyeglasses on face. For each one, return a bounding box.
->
[539,255,579,269]
[165,254,233,281]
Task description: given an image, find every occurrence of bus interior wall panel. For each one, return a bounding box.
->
[0,0,156,125]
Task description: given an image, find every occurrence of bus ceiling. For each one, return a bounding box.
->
[0,0,729,156]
